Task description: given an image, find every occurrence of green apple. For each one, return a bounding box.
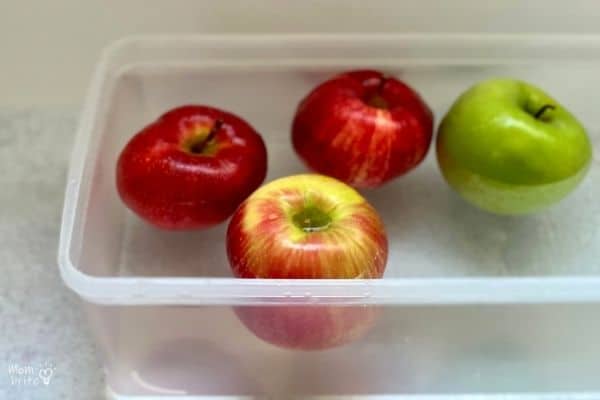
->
[437,78,592,215]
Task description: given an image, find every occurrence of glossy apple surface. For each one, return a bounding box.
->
[292,70,434,188]
[226,174,388,279]
[117,105,267,229]
[437,78,592,215]
[227,174,387,350]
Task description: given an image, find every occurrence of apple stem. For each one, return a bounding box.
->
[377,76,388,93]
[367,77,389,109]
[534,104,556,119]
[190,119,223,153]
[292,206,332,233]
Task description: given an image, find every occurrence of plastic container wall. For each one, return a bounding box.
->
[58,35,600,398]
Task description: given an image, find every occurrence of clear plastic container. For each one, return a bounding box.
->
[59,35,600,399]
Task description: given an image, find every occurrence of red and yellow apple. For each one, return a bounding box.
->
[226,174,387,349]
[292,70,434,188]
[233,305,381,351]
[227,174,388,279]
[116,105,267,230]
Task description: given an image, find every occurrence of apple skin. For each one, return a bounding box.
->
[437,78,592,215]
[233,305,381,351]
[292,70,434,188]
[226,174,388,279]
[226,174,387,350]
[116,105,267,230]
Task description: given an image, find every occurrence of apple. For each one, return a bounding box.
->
[226,174,387,349]
[226,174,388,279]
[292,70,434,188]
[116,105,267,230]
[233,305,381,351]
[437,78,592,215]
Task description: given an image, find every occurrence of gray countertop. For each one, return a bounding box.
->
[0,109,104,399]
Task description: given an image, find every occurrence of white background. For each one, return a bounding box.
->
[1,0,600,107]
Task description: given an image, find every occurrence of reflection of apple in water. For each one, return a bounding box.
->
[117,105,267,230]
[437,78,592,215]
[292,70,434,188]
[226,174,387,349]
[234,305,381,351]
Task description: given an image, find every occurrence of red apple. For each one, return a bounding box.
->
[116,105,267,230]
[233,305,381,351]
[227,174,388,279]
[292,70,434,188]
[226,174,387,349]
